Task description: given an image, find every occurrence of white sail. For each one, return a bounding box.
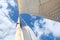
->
[15,17,24,40]
[22,26,38,40]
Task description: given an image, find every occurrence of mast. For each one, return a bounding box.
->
[15,0,24,40]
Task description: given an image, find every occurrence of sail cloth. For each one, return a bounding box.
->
[15,23,24,40]
[22,26,38,40]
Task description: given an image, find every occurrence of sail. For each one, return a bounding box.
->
[22,26,38,40]
[15,17,24,40]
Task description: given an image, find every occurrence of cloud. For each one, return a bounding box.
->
[8,0,17,7]
[33,18,60,40]
[0,0,16,40]
[0,0,8,9]
[0,0,16,8]
[44,19,60,37]
[33,20,44,40]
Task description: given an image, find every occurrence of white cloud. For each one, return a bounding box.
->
[0,0,8,9]
[44,19,60,37]
[8,0,17,7]
[0,0,16,40]
[33,18,60,40]
[33,20,44,40]
[4,35,15,40]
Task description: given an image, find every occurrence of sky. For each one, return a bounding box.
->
[0,0,18,40]
[0,0,60,40]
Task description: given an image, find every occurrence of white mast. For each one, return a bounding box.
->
[15,16,24,40]
[15,0,24,40]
